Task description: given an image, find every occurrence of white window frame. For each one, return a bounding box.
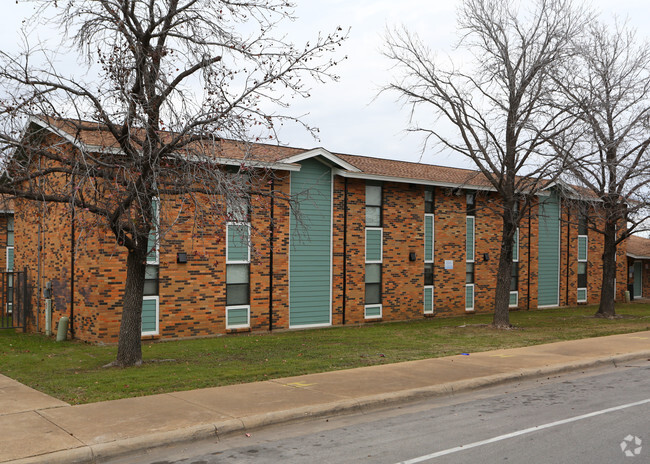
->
[513,228,519,263]
[424,285,434,314]
[466,216,475,263]
[365,227,383,264]
[226,305,251,329]
[578,235,588,262]
[424,213,434,263]
[6,246,13,272]
[147,198,160,265]
[364,304,382,319]
[577,234,588,303]
[465,283,475,311]
[509,290,519,308]
[141,295,159,337]
[226,222,251,264]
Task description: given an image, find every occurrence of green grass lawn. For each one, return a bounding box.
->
[1,304,649,405]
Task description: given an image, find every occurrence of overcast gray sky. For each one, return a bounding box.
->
[1,0,648,169]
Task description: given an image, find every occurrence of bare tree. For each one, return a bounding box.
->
[552,20,650,318]
[384,0,587,327]
[0,0,346,366]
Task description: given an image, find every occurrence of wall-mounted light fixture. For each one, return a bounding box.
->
[177,252,188,264]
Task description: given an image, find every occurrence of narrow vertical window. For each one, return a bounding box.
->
[366,182,382,227]
[577,213,588,303]
[365,182,383,318]
[226,221,251,329]
[510,228,519,307]
[424,187,435,314]
[142,199,159,336]
[6,216,13,314]
[465,195,475,311]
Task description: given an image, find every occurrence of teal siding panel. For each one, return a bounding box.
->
[578,236,588,262]
[227,224,250,262]
[538,193,560,306]
[634,262,642,298]
[466,217,475,261]
[424,215,434,262]
[227,307,249,327]
[424,286,433,313]
[290,158,332,327]
[141,299,157,334]
[366,229,382,262]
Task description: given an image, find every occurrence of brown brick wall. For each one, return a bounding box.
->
[12,144,633,343]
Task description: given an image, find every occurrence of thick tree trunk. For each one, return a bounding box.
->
[493,216,515,328]
[595,220,617,318]
[115,239,148,367]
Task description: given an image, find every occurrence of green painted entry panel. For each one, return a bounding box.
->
[538,192,560,306]
[633,262,642,298]
[290,158,332,327]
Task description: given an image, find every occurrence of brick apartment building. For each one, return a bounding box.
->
[1,117,633,343]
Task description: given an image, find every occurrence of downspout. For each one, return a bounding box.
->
[268,178,275,332]
[36,218,41,332]
[527,205,531,310]
[566,209,570,306]
[342,177,348,325]
[70,186,75,339]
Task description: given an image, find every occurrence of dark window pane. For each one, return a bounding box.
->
[466,262,475,283]
[143,280,158,296]
[425,188,434,214]
[365,282,381,305]
[466,192,476,216]
[424,263,434,286]
[578,262,587,288]
[227,283,249,305]
[578,214,588,235]
[510,263,519,291]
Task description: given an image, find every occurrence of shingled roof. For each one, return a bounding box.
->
[627,235,650,259]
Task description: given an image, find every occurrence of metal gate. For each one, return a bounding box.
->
[0,270,29,331]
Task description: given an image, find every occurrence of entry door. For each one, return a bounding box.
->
[633,262,643,298]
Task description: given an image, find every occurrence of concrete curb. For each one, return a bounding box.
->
[5,350,650,464]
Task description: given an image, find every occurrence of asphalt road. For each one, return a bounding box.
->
[110,360,650,464]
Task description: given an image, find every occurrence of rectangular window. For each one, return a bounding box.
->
[365,263,382,305]
[466,192,476,216]
[510,262,519,291]
[512,228,519,262]
[6,216,14,272]
[577,262,587,290]
[226,263,250,306]
[143,265,159,296]
[577,213,587,302]
[466,262,475,284]
[227,197,250,223]
[466,216,475,262]
[425,188,435,214]
[424,263,434,286]
[578,213,588,235]
[366,182,382,227]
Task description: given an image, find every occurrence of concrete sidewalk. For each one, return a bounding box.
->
[2,331,649,464]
